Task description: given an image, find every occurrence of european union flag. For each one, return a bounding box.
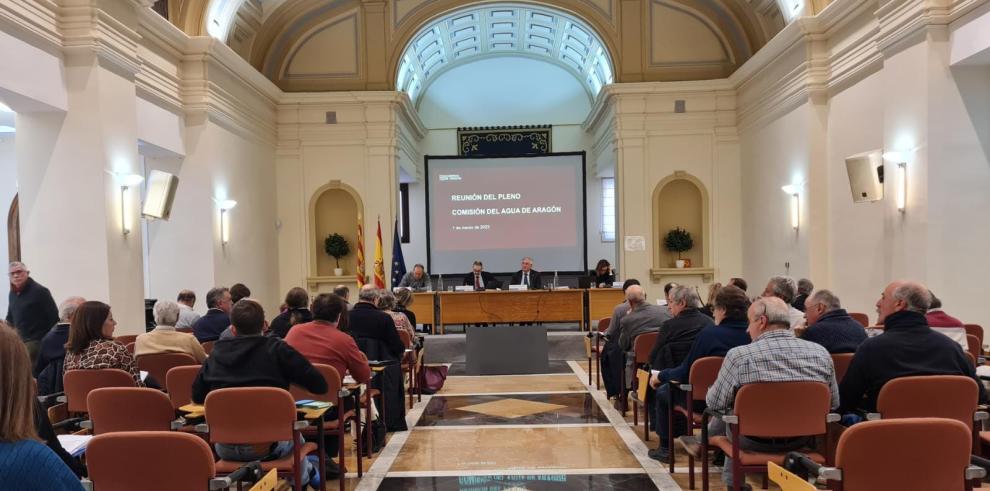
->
[391,219,407,288]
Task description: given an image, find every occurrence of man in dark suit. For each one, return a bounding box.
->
[462,260,498,291]
[510,257,543,289]
[193,287,233,342]
[347,285,405,361]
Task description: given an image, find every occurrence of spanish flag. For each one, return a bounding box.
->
[373,218,386,288]
[356,219,366,288]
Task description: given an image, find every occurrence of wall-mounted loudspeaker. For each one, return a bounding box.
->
[142,170,179,220]
[844,151,884,203]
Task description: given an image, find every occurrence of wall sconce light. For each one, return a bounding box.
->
[116,174,144,235]
[218,199,237,245]
[781,184,801,230]
[883,152,908,213]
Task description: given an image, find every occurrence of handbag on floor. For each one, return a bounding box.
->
[419,365,448,394]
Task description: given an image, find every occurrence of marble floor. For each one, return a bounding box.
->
[338,359,784,491]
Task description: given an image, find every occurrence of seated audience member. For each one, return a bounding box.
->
[800,290,867,354]
[192,287,232,343]
[378,290,415,342]
[592,259,615,288]
[728,277,748,292]
[601,285,670,399]
[656,282,678,312]
[0,323,84,490]
[601,279,641,339]
[510,257,543,289]
[348,286,404,361]
[462,260,497,291]
[925,291,967,349]
[699,282,722,318]
[762,276,806,330]
[397,264,433,292]
[285,293,370,478]
[839,281,982,414]
[192,299,327,486]
[648,286,751,462]
[34,296,85,396]
[792,278,814,312]
[134,300,207,362]
[394,288,418,328]
[175,289,201,329]
[333,285,352,312]
[63,301,144,386]
[707,297,837,489]
[648,286,713,376]
[270,287,313,339]
[229,283,251,304]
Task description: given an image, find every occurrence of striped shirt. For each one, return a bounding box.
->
[707,329,838,413]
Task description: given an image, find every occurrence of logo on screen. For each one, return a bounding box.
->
[439,174,462,181]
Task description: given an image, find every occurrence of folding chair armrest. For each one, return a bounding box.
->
[966,465,987,481]
[975,411,989,422]
[170,419,186,430]
[194,423,210,433]
[37,392,64,408]
[81,478,93,491]
[51,417,84,432]
[210,461,262,490]
[56,395,67,404]
[970,455,990,477]
[79,420,93,430]
[865,412,881,421]
[720,414,738,424]
[293,420,310,430]
[783,451,838,482]
[826,412,841,423]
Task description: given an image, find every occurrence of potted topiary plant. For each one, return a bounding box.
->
[324,233,350,276]
[663,227,694,268]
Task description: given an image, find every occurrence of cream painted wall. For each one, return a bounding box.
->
[0,135,16,316]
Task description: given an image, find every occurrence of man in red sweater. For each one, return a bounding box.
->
[286,293,371,385]
[286,293,371,477]
[925,290,968,350]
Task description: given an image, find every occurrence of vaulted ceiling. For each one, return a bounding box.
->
[168,0,800,94]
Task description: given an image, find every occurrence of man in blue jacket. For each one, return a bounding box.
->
[193,287,233,342]
[800,289,866,353]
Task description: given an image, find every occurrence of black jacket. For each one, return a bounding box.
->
[793,294,809,312]
[802,309,867,354]
[34,323,70,396]
[192,309,230,342]
[191,335,326,404]
[462,271,498,290]
[348,302,405,361]
[510,270,543,289]
[593,271,615,287]
[6,278,58,342]
[269,308,313,339]
[838,310,984,413]
[648,308,713,371]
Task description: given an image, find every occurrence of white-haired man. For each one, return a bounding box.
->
[707,297,837,489]
[761,276,806,330]
[6,261,59,362]
[838,281,983,414]
[135,300,207,362]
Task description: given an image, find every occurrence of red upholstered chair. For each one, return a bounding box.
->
[165,365,201,410]
[705,382,835,491]
[114,334,139,346]
[87,387,175,434]
[204,387,321,491]
[63,368,136,416]
[778,418,983,491]
[967,334,982,362]
[588,317,611,388]
[397,330,417,408]
[870,375,985,452]
[848,313,869,327]
[831,353,854,385]
[201,340,215,355]
[85,431,260,490]
[136,352,200,390]
[290,363,362,491]
[669,356,724,482]
[629,331,659,440]
[965,324,984,346]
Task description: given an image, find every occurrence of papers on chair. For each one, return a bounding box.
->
[508,284,527,291]
[58,434,92,457]
[343,375,357,385]
[295,399,332,409]
[636,369,651,402]
[140,370,149,382]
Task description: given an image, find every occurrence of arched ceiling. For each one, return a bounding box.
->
[395,4,614,104]
[168,0,800,93]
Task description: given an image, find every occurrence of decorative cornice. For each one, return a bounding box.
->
[0,0,61,49]
[60,1,143,77]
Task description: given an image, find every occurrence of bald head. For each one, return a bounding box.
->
[876,280,930,324]
[625,285,646,306]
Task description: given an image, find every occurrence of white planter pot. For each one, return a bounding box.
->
[334,268,343,276]
[675,260,686,269]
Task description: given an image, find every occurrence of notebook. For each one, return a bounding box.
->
[57,434,92,457]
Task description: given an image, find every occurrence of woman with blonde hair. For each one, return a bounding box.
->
[700,282,722,318]
[0,322,84,489]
